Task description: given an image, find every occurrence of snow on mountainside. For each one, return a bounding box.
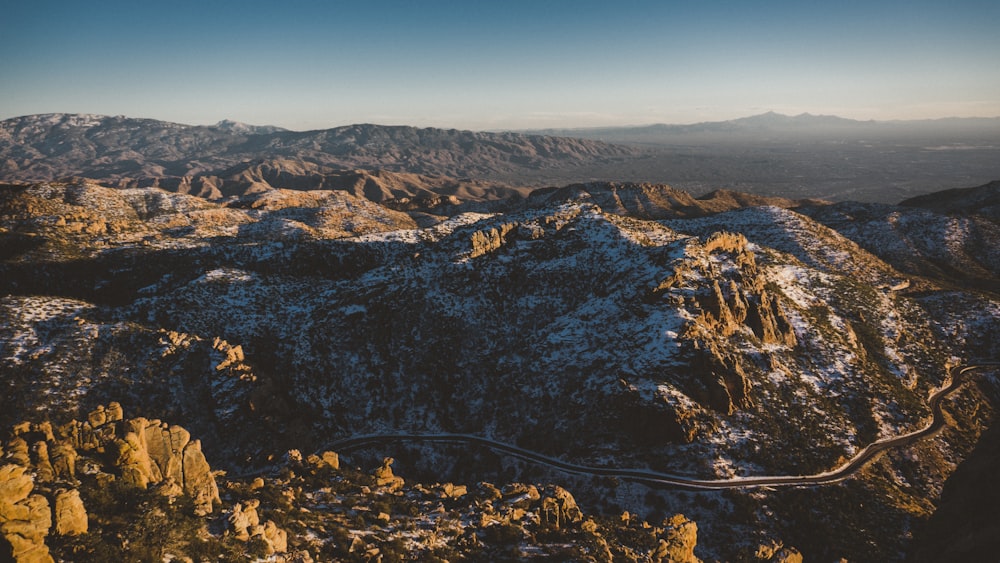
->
[801,194,1000,291]
[1,179,998,560]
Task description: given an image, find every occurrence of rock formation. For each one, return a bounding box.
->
[0,464,53,563]
[372,457,404,492]
[654,514,701,563]
[227,499,287,555]
[470,222,516,258]
[63,403,219,514]
[52,489,87,536]
[539,485,583,529]
[651,232,799,413]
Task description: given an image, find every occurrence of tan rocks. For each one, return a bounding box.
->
[770,547,804,563]
[756,542,804,563]
[319,451,340,470]
[182,440,220,516]
[227,500,261,541]
[30,444,53,484]
[539,486,583,529]
[52,489,87,536]
[305,450,340,471]
[261,520,287,553]
[655,514,701,563]
[470,222,516,258]
[212,337,246,371]
[0,466,35,513]
[105,402,124,423]
[372,457,404,491]
[227,500,286,555]
[0,465,53,563]
[105,415,219,514]
[441,482,468,498]
[49,442,77,481]
[5,438,30,467]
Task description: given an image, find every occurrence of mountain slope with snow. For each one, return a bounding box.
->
[0,179,997,560]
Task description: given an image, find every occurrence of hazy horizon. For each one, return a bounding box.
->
[3,1,999,131]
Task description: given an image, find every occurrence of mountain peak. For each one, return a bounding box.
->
[210,119,285,134]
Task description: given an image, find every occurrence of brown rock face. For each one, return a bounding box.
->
[655,514,701,563]
[652,232,798,413]
[52,489,87,536]
[372,457,404,491]
[181,440,219,516]
[539,486,584,529]
[0,465,53,563]
[470,222,516,258]
[68,405,220,515]
[48,444,76,482]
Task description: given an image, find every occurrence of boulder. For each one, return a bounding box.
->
[656,514,701,563]
[227,500,260,541]
[372,458,404,491]
[319,451,340,470]
[0,466,53,563]
[441,483,467,498]
[52,489,87,536]
[48,444,76,481]
[262,520,288,553]
[181,440,219,515]
[539,485,583,528]
[770,547,804,563]
[30,444,53,484]
[5,438,30,467]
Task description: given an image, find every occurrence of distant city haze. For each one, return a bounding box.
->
[2,0,999,130]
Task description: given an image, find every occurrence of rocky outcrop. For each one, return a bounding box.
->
[226,499,287,555]
[52,489,87,536]
[651,232,798,413]
[689,340,754,414]
[16,404,219,516]
[108,415,220,515]
[653,514,701,563]
[470,222,516,258]
[539,485,583,529]
[0,404,232,558]
[0,464,53,563]
[372,457,404,492]
[227,499,261,541]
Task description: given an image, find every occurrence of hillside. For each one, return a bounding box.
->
[800,181,1000,292]
[1,178,998,560]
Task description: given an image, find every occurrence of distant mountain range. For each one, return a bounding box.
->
[0,113,639,186]
[526,112,1000,145]
[3,112,1000,205]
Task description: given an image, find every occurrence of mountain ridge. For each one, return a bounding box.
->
[524,111,1000,137]
[0,113,641,186]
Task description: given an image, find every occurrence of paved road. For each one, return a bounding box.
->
[323,364,994,490]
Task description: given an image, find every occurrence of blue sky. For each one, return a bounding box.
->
[2,0,998,130]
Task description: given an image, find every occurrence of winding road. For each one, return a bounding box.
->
[323,364,995,490]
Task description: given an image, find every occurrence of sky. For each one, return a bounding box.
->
[1,0,998,131]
